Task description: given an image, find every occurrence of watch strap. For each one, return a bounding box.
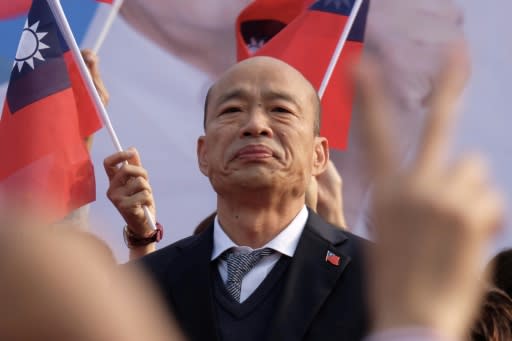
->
[123,222,163,249]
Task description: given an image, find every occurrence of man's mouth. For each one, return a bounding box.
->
[234,145,274,160]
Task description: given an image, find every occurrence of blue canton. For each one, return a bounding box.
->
[310,0,355,16]
[6,0,71,114]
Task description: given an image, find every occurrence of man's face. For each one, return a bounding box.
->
[197,57,328,196]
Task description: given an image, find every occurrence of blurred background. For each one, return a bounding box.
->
[0,0,510,262]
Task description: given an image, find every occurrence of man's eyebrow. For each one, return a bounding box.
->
[214,89,249,107]
[263,91,300,108]
[213,88,301,108]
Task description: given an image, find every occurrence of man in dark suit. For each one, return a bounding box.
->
[140,210,369,341]
[104,56,370,340]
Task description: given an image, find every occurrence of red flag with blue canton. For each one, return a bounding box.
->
[237,0,370,149]
[0,0,102,221]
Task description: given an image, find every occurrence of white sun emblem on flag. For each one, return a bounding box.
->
[13,20,50,72]
[247,37,266,54]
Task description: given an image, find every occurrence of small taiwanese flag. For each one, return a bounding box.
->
[237,0,370,150]
[0,0,103,221]
[325,250,341,266]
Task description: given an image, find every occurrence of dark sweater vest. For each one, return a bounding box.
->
[212,256,291,341]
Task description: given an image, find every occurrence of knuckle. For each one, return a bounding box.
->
[103,158,111,169]
[117,200,132,211]
[131,177,147,191]
[118,166,132,179]
[106,187,119,200]
[135,176,146,186]
[108,193,122,207]
[140,168,149,179]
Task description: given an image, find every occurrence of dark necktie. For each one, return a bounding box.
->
[221,248,274,302]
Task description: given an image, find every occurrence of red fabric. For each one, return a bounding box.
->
[0,1,32,19]
[63,53,103,138]
[235,0,308,61]
[236,0,365,149]
[0,0,112,20]
[0,88,96,221]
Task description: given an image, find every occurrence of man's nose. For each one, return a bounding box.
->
[241,108,273,138]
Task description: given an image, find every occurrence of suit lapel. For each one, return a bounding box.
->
[268,211,351,341]
[167,225,218,341]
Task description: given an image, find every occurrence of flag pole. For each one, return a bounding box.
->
[47,0,157,231]
[92,0,125,54]
[318,0,364,99]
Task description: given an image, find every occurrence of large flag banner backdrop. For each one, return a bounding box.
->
[0,0,510,260]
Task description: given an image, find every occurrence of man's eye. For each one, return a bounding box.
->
[271,106,291,113]
[220,107,242,114]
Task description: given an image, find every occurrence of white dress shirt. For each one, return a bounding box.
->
[211,206,308,302]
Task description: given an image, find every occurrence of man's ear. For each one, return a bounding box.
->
[197,136,209,176]
[312,137,329,177]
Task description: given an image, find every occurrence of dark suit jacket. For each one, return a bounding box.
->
[139,210,370,341]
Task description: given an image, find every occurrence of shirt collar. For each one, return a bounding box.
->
[211,205,309,260]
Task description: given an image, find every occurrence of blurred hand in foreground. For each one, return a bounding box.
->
[357,46,504,340]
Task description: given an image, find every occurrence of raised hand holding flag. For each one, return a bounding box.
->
[47,0,157,230]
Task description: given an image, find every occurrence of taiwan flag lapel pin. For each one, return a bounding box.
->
[325,250,341,266]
